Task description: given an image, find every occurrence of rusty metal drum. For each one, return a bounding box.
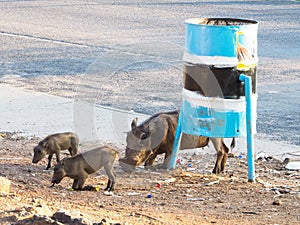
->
[182,18,258,137]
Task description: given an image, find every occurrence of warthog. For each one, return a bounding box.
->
[32,132,79,170]
[51,146,118,191]
[119,111,235,174]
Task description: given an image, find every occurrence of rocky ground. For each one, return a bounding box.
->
[0,132,299,225]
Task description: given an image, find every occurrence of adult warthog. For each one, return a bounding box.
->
[119,111,235,174]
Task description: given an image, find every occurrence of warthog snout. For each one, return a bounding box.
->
[32,158,38,163]
[32,146,46,164]
[51,162,66,184]
[51,169,65,184]
[119,157,138,172]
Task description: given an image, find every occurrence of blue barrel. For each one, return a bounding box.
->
[182,18,258,137]
[185,18,258,62]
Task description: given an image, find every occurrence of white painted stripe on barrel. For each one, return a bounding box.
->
[183,51,258,68]
[182,88,258,112]
[183,51,238,67]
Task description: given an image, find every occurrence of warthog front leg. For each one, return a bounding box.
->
[72,179,79,190]
[72,176,87,190]
[144,153,157,167]
[69,146,78,156]
[55,151,60,163]
[46,154,53,170]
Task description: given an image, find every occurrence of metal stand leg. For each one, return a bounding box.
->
[169,109,183,170]
[239,74,255,182]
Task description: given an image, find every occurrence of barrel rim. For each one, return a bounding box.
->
[185,18,258,26]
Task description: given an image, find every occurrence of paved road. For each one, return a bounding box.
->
[0,0,299,146]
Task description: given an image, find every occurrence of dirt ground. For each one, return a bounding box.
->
[0,132,299,225]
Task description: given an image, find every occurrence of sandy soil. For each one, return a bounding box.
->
[0,132,299,225]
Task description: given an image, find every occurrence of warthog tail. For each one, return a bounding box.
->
[230,138,236,150]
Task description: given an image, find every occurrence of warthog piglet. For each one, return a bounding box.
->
[32,132,79,170]
[51,146,118,192]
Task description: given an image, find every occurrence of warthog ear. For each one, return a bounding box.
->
[42,142,49,148]
[131,117,138,130]
[140,127,151,140]
[141,124,150,134]
[60,158,67,167]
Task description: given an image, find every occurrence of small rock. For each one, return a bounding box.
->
[187,197,205,201]
[279,189,290,194]
[51,209,93,225]
[217,199,224,203]
[265,156,273,161]
[52,209,72,224]
[205,180,219,186]
[103,191,114,196]
[127,192,141,196]
[93,218,107,225]
[283,158,290,165]
[163,177,176,183]
[0,176,11,193]
[272,200,282,206]
[15,215,60,225]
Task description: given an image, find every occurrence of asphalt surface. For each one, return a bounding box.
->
[0,0,299,146]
